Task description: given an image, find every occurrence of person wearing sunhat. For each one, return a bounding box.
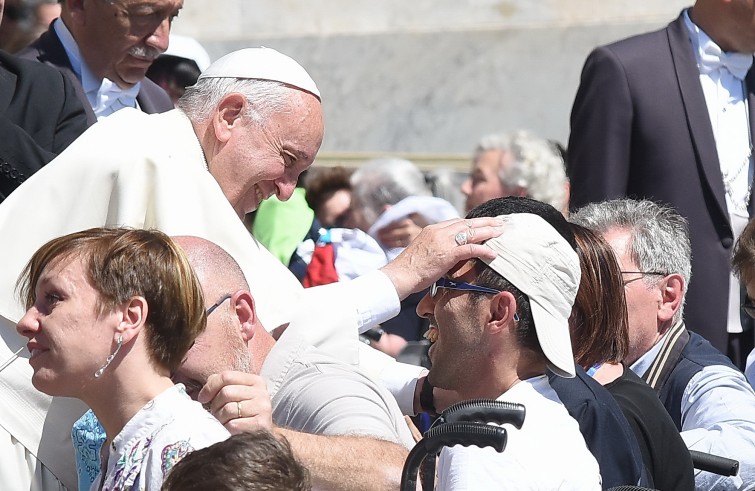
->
[417,206,601,490]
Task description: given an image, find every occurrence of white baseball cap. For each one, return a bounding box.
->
[164,34,211,71]
[482,213,580,378]
[198,47,320,101]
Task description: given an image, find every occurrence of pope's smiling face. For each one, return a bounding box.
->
[214,88,324,218]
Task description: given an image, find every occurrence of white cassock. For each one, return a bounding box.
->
[0,108,392,489]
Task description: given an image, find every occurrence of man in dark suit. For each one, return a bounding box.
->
[0,0,88,203]
[567,0,755,366]
[18,0,179,124]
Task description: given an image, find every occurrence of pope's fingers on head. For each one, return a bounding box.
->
[455,243,498,262]
[464,216,505,230]
[463,223,504,244]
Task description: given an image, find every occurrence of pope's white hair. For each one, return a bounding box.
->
[177,77,292,126]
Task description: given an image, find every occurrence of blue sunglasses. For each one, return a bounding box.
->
[430,277,502,297]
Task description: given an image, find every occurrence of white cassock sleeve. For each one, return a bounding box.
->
[0,108,373,488]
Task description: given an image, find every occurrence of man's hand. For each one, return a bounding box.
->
[198,371,273,434]
[381,217,505,300]
[377,214,427,248]
[369,331,408,358]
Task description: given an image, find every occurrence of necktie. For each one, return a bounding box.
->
[92,78,140,118]
[697,37,753,80]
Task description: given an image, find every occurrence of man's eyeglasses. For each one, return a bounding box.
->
[620,271,667,286]
[206,294,232,316]
[430,277,502,297]
[742,298,755,319]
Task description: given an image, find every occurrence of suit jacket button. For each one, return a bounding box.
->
[722,237,734,248]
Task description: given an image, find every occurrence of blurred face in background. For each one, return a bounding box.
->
[317,189,351,228]
[461,150,508,212]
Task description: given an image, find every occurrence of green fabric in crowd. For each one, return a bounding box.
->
[252,188,315,265]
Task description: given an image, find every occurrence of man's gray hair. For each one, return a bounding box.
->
[350,158,431,228]
[570,199,692,324]
[177,78,291,126]
[474,131,568,212]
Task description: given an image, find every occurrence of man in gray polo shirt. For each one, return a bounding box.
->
[173,236,414,491]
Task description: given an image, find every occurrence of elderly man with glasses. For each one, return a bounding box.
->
[18,0,177,123]
[573,198,755,491]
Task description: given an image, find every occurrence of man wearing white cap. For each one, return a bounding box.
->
[0,47,504,489]
[417,205,600,489]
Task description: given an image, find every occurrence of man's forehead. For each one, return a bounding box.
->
[40,253,82,279]
[116,0,183,11]
[602,227,633,265]
[121,0,183,6]
[475,149,505,168]
[447,259,477,280]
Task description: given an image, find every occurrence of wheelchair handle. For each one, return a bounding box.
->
[400,422,507,491]
[441,399,526,429]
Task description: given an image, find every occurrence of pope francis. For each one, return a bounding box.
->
[0,46,502,489]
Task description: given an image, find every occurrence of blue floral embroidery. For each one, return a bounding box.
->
[105,433,155,490]
[161,440,193,475]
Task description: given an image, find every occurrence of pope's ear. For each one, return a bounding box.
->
[213,93,246,143]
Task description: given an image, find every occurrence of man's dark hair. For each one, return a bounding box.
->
[304,166,353,215]
[465,196,576,248]
[161,431,311,491]
[146,56,202,92]
[464,197,576,356]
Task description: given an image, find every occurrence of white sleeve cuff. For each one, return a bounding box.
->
[349,270,401,334]
[379,360,427,416]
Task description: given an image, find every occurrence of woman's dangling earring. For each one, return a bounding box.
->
[94,334,123,378]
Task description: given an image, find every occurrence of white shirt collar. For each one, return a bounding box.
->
[52,18,141,118]
[629,327,672,377]
[683,9,753,80]
[53,19,99,100]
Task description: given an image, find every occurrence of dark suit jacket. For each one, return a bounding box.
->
[17,24,174,125]
[567,12,755,352]
[0,49,89,201]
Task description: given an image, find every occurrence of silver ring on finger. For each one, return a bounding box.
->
[455,231,468,246]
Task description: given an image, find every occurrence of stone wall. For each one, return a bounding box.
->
[173,1,691,162]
